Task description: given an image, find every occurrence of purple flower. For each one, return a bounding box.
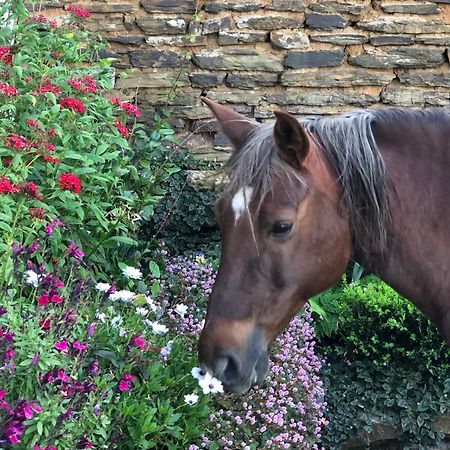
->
[66,241,84,261]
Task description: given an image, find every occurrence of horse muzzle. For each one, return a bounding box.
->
[198,325,269,394]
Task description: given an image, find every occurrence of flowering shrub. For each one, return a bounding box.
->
[0,1,178,281]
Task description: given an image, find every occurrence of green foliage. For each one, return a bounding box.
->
[321,361,450,449]
[316,276,450,448]
[0,1,178,280]
[143,153,220,253]
[318,276,449,369]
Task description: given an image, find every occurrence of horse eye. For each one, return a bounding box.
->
[271,221,293,237]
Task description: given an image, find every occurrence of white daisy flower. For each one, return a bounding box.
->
[145,296,158,312]
[135,307,149,316]
[110,290,135,303]
[144,320,168,335]
[198,372,224,395]
[111,316,123,328]
[24,270,40,287]
[174,304,188,317]
[122,265,143,280]
[184,393,199,406]
[96,312,107,323]
[191,367,206,381]
[95,282,111,292]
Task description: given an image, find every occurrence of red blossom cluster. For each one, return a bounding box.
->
[25,13,58,29]
[35,82,61,96]
[20,181,43,200]
[65,4,91,19]
[59,173,81,194]
[113,119,130,138]
[118,371,136,391]
[68,75,97,93]
[0,177,18,195]
[110,97,141,117]
[4,134,30,149]
[59,97,86,113]
[0,46,13,65]
[0,81,18,96]
[29,207,46,219]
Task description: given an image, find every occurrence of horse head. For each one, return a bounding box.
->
[198,99,352,393]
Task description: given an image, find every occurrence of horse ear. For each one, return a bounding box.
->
[273,111,309,169]
[202,97,258,149]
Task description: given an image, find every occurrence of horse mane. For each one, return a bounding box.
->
[222,108,446,254]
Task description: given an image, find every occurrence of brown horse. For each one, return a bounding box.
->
[197,98,450,394]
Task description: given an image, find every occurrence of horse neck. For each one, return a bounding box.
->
[356,115,450,342]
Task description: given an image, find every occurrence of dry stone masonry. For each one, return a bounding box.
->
[40,0,450,162]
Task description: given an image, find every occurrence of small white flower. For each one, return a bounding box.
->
[96,312,107,323]
[111,316,123,328]
[198,319,205,331]
[135,307,149,316]
[95,282,111,292]
[198,372,224,395]
[122,265,142,280]
[174,304,188,317]
[24,270,40,287]
[191,367,206,381]
[145,320,168,335]
[110,290,135,303]
[119,327,127,337]
[184,393,199,405]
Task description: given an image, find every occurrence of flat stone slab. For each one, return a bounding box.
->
[285,50,345,68]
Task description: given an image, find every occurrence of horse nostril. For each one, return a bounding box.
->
[218,352,240,385]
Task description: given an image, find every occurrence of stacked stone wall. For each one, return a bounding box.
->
[40,0,450,160]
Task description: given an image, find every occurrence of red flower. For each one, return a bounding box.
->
[0,46,13,65]
[68,75,97,93]
[20,181,43,200]
[50,294,63,304]
[0,82,18,96]
[25,14,58,29]
[59,97,86,113]
[48,128,57,138]
[29,207,45,219]
[36,83,61,96]
[44,142,56,152]
[26,119,41,129]
[59,173,81,194]
[4,134,30,149]
[113,120,130,139]
[120,101,141,118]
[109,97,122,105]
[66,4,91,19]
[37,294,50,306]
[42,155,60,164]
[0,177,17,194]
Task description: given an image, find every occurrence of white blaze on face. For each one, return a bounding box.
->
[231,186,254,223]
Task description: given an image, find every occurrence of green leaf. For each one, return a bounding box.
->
[149,261,160,278]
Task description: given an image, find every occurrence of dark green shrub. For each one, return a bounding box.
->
[142,153,220,253]
[318,275,449,369]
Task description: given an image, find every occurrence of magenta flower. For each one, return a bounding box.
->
[54,340,68,353]
[118,372,135,391]
[129,333,146,350]
[50,294,63,304]
[66,241,84,261]
[72,341,88,352]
